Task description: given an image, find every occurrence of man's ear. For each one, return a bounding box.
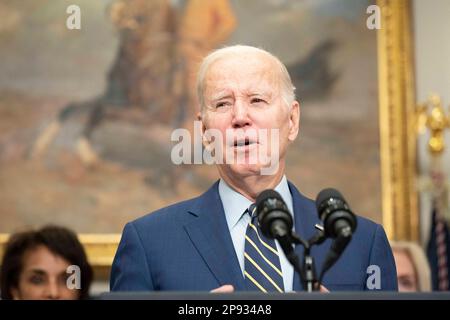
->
[197,111,207,134]
[197,111,208,147]
[288,100,300,142]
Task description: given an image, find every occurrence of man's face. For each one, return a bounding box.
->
[11,245,80,300]
[200,53,299,179]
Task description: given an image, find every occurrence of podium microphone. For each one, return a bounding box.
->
[256,190,298,265]
[256,189,293,240]
[315,188,357,281]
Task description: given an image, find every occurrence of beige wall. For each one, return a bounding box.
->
[414,0,450,104]
[413,0,450,245]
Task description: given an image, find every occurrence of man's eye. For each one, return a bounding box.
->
[216,102,229,108]
[251,98,266,104]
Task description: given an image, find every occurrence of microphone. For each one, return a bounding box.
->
[255,189,293,239]
[315,188,357,281]
[315,188,357,239]
[256,189,299,272]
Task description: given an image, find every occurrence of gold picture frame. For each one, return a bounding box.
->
[377,0,419,241]
[0,0,419,277]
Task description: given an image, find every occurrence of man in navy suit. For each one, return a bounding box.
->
[110,45,397,292]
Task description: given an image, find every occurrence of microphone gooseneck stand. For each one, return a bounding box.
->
[275,225,326,292]
[256,188,356,293]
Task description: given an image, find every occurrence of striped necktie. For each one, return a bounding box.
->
[244,203,284,292]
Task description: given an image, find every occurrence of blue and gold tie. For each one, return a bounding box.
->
[244,204,284,292]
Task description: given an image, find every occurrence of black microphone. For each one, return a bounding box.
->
[255,189,293,239]
[315,188,357,281]
[315,188,357,239]
[256,189,299,271]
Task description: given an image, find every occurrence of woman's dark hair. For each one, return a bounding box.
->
[0,225,93,299]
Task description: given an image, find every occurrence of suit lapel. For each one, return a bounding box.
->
[288,181,322,291]
[183,181,321,292]
[184,181,246,290]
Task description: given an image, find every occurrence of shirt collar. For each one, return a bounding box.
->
[219,176,294,231]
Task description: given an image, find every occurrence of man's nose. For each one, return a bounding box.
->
[231,99,251,128]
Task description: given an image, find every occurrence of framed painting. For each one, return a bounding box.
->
[0,0,418,275]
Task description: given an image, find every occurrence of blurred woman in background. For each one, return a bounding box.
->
[0,225,92,300]
[391,241,432,292]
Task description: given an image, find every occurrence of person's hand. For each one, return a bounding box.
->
[319,285,329,292]
[210,285,235,293]
[312,282,330,292]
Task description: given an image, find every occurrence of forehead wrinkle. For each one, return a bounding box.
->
[204,54,283,102]
[210,90,233,102]
[207,73,276,98]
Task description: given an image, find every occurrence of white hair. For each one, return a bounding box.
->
[196,45,296,112]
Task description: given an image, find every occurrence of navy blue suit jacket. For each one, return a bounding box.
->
[110,181,398,291]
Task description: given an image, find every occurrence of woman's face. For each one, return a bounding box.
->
[393,249,419,292]
[11,245,80,300]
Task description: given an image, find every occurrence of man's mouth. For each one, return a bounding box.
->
[233,138,257,147]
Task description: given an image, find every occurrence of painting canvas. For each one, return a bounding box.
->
[0,0,380,233]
